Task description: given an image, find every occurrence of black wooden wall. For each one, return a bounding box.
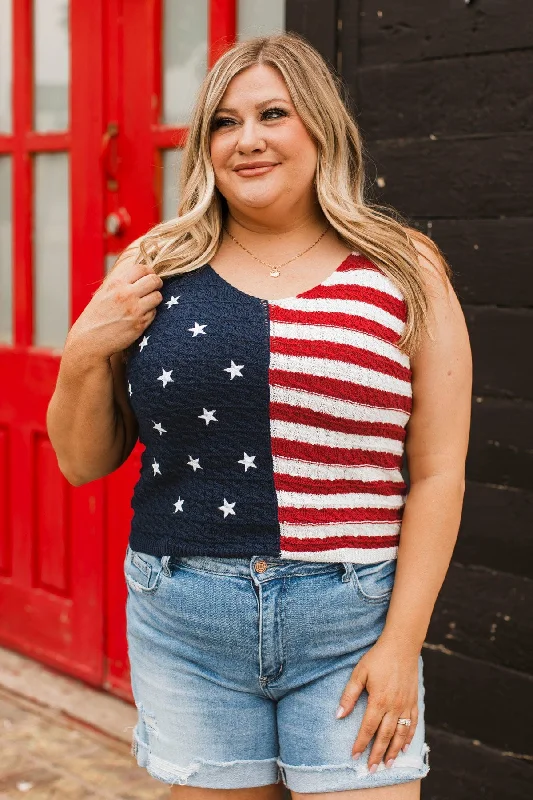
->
[285,2,533,797]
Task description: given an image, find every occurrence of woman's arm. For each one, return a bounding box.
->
[381,236,472,652]
[336,236,472,770]
[47,244,163,486]
[47,348,139,486]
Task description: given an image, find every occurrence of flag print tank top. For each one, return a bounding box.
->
[125,251,412,563]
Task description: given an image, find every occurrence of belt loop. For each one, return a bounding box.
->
[161,555,172,577]
[341,562,353,583]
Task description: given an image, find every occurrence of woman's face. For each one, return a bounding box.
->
[209,63,318,217]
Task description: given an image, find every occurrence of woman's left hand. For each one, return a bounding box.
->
[336,637,421,771]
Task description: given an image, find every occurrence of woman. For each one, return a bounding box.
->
[47,32,472,799]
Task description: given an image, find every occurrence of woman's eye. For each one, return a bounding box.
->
[211,107,288,130]
[211,117,235,129]
[261,107,288,120]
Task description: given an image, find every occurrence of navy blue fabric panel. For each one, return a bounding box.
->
[125,264,281,557]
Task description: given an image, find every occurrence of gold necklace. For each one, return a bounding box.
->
[223,224,330,278]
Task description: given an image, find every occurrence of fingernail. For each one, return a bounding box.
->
[386,759,394,768]
[402,743,409,753]
[369,764,378,774]
[335,705,345,719]
[352,752,361,760]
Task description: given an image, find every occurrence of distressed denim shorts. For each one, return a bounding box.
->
[124,547,430,792]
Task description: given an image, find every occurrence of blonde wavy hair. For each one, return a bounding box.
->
[120,31,451,356]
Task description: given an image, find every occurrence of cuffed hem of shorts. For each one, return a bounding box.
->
[132,735,282,788]
[278,743,430,793]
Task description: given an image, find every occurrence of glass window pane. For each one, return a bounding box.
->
[161,148,183,221]
[0,0,12,132]
[237,0,285,39]
[33,0,70,131]
[34,153,70,348]
[162,0,208,125]
[0,157,12,344]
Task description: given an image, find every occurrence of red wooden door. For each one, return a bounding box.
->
[0,0,284,693]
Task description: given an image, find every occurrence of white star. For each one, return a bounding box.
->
[128,382,132,397]
[166,295,180,309]
[173,497,184,513]
[157,369,173,388]
[218,498,236,518]
[224,360,244,380]
[152,460,161,476]
[187,455,202,471]
[238,452,257,472]
[198,408,217,425]
[153,421,167,436]
[139,335,150,352]
[188,322,207,337]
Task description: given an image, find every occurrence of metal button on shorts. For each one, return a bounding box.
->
[254,560,268,573]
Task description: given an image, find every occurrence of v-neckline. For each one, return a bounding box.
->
[205,252,356,304]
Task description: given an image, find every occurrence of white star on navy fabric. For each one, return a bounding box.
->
[139,335,150,352]
[218,498,236,518]
[128,382,132,397]
[198,408,217,425]
[187,456,202,471]
[153,422,167,436]
[224,360,244,379]
[157,369,173,388]
[166,295,180,309]
[188,322,207,337]
[173,497,184,513]
[238,452,257,472]
[152,460,161,476]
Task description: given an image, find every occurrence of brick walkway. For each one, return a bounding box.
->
[0,687,168,800]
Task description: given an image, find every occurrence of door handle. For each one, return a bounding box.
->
[105,208,131,237]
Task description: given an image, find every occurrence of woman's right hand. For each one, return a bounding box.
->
[65,244,164,361]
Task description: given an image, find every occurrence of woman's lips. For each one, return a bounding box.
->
[234,164,278,177]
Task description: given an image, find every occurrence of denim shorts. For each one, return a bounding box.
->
[124,547,430,792]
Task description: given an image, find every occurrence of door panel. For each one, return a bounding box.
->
[0,427,11,574]
[0,349,105,682]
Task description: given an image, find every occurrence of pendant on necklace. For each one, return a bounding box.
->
[270,268,281,278]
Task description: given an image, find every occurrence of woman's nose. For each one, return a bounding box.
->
[235,119,266,153]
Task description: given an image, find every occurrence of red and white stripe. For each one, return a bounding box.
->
[268,253,412,563]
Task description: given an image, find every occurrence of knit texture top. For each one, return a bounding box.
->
[125,251,412,563]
